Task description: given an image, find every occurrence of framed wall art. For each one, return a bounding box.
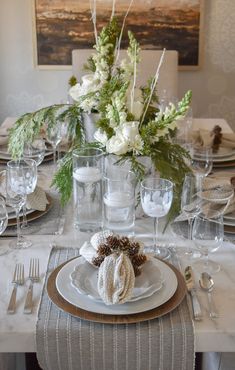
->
[33,0,204,70]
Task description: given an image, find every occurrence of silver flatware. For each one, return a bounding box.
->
[199,272,219,319]
[24,258,40,314]
[7,263,24,314]
[184,265,202,321]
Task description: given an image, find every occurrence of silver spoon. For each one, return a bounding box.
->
[199,272,219,319]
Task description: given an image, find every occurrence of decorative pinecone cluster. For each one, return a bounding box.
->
[92,235,147,276]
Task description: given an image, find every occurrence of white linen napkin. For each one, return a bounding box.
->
[176,176,235,220]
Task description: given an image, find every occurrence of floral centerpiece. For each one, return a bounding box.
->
[8,17,191,219]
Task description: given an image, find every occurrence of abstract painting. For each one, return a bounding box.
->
[34,0,203,68]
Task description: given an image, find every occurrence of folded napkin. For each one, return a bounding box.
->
[0,137,8,147]
[26,186,49,211]
[177,176,235,220]
[97,252,135,305]
[191,125,235,151]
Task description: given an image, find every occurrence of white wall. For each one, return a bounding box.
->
[1,0,235,131]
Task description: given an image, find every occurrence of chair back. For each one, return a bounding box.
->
[72,49,178,100]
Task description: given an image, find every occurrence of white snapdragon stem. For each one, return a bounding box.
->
[115,0,134,63]
[89,0,98,44]
[140,48,166,127]
[130,43,137,114]
[111,0,116,19]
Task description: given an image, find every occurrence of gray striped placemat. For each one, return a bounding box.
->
[36,247,195,370]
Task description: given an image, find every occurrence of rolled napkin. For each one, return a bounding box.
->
[190,125,235,152]
[97,252,135,305]
[177,176,235,220]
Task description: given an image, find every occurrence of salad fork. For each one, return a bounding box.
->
[24,258,40,314]
[7,263,24,314]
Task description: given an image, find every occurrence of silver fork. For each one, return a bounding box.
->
[24,258,40,314]
[7,263,24,314]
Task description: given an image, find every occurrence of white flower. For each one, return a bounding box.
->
[69,73,100,104]
[106,133,129,155]
[94,128,108,146]
[126,88,144,120]
[119,121,140,144]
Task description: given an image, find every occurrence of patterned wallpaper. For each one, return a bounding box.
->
[0,0,235,131]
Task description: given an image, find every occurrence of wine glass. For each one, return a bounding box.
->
[140,177,173,260]
[23,138,46,166]
[0,196,9,255]
[7,159,37,249]
[191,147,213,178]
[22,139,45,228]
[192,215,224,274]
[46,124,62,168]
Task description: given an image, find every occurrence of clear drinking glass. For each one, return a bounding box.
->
[103,169,136,232]
[46,124,62,167]
[191,147,213,177]
[73,147,104,232]
[192,215,224,274]
[7,159,37,249]
[141,177,173,260]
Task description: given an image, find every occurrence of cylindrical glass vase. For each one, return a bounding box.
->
[73,147,104,232]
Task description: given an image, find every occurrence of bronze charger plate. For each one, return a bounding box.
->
[47,258,187,324]
[7,194,53,226]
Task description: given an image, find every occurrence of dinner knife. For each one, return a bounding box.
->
[184,265,202,321]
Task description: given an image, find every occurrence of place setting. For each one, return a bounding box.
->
[46,231,186,323]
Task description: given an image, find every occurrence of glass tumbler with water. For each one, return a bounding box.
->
[73,147,104,232]
[103,170,136,232]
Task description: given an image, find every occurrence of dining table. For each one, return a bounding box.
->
[0,117,235,368]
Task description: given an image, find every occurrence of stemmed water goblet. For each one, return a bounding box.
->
[140,177,173,260]
[180,173,202,256]
[191,146,213,178]
[192,214,224,274]
[22,138,45,228]
[6,159,37,249]
[46,123,62,168]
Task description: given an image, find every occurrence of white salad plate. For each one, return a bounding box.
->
[70,257,164,303]
[56,256,178,315]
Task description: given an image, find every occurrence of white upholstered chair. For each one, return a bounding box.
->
[72,49,179,100]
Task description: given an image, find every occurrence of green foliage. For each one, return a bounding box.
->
[51,151,73,206]
[8,105,64,159]
[68,75,77,87]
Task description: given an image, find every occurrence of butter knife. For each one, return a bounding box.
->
[184,265,202,321]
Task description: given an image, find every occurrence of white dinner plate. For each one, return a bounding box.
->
[55,256,178,315]
[70,257,164,303]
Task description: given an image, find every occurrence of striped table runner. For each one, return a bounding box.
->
[36,248,195,370]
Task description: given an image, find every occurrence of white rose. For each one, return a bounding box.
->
[69,73,100,103]
[106,133,129,155]
[120,121,140,144]
[94,128,108,145]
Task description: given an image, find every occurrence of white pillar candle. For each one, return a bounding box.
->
[73,167,102,183]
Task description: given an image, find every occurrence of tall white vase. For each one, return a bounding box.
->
[82,112,100,142]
